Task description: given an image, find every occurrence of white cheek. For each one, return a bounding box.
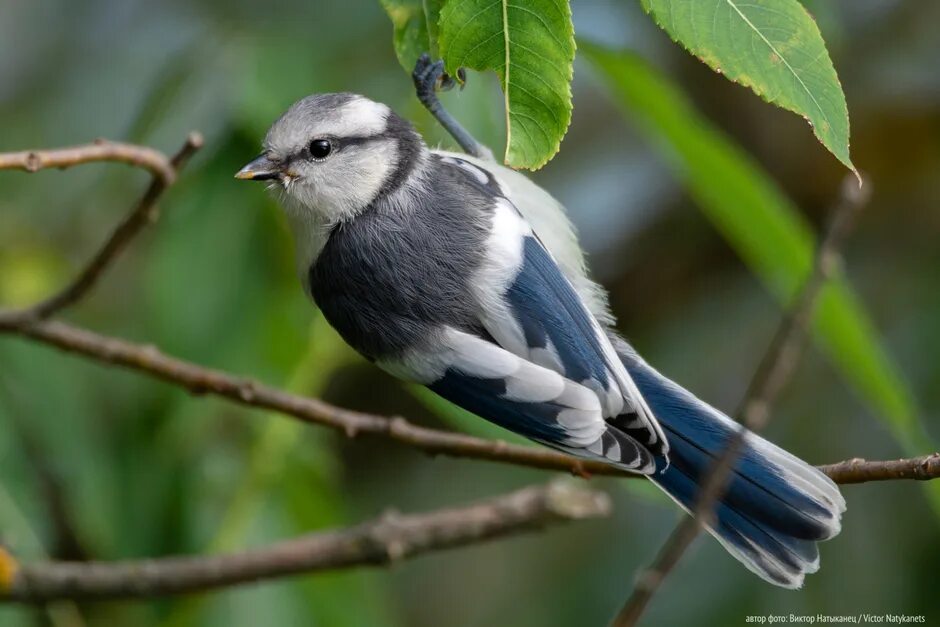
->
[348,142,397,202]
[319,143,396,216]
[280,142,398,219]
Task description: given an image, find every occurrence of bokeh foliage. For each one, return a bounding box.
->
[1,1,939,626]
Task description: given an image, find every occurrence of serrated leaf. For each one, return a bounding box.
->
[583,44,939,513]
[438,0,575,169]
[641,0,856,174]
[380,0,443,71]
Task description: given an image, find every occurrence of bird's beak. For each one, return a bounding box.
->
[235,154,280,181]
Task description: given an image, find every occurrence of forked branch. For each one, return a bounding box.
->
[0,134,203,323]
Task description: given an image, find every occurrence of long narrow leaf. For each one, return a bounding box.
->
[582,45,935,508]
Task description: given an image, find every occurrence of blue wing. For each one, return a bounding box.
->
[377,157,667,470]
[508,236,612,386]
[464,190,668,457]
[416,328,655,473]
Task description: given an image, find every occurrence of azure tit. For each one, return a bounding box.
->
[236,67,845,588]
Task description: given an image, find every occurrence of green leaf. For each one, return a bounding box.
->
[582,44,933,475]
[438,0,575,169]
[380,0,430,71]
[380,0,443,71]
[641,0,856,174]
[424,0,444,58]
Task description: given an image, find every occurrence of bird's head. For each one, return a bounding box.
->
[236,93,424,224]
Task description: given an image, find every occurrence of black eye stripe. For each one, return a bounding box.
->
[333,134,387,148]
[285,133,390,165]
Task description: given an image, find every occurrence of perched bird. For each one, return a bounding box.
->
[236,84,845,588]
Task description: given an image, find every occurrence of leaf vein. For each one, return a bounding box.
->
[723,0,833,133]
[506,3,565,49]
[445,0,502,63]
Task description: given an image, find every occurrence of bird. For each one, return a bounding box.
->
[235,69,845,589]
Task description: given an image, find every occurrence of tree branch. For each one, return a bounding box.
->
[0,480,609,602]
[0,137,934,610]
[0,316,625,478]
[0,134,203,323]
[0,315,934,487]
[611,176,872,627]
[0,141,176,181]
[819,453,940,484]
[0,312,929,489]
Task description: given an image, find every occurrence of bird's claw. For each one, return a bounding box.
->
[412,53,493,161]
[413,53,461,103]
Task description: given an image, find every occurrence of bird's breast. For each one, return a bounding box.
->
[307,198,491,360]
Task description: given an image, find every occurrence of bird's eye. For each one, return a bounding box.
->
[309,139,332,159]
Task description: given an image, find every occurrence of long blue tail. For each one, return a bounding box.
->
[612,337,845,588]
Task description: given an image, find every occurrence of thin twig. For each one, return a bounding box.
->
[0,315,934,486]
[0,134,203,323]
[611,176,872,627]
[0,141,176,182]
[819,453,940,484]
[0,480,610,602]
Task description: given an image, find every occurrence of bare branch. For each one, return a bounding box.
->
[0,480,610,602]
[0,134,203,323]
[820,453,940,484]
[0,316,934,487]
[0,141,176,182]
[611,175,872,627]
[0,316,625,478]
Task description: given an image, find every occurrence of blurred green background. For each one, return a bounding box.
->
[1,1,939,625]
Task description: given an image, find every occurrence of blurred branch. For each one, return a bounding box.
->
[0,480,609,602]
[0,134,203,323]
[612,176,872,627]
[0,385,90,562]
[0,476,88,627]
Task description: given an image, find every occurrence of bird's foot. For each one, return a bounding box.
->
[412,53,459,105]
[411,53,494,162]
